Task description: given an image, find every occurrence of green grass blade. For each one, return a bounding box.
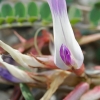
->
[20,83,35,100]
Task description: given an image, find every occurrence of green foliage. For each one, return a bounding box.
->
[1,4,14,17]
[0,0,2,3]
[0,1,82,28]
[68,6,82,19]
[0,12,4,24]
[27,2,38,22]
[40,2,52,25]
[0,18,4,24]
[68,5,82,25]
[0,1,100,28]
[70,18,81,25]
[89,2,100,25]
[1,4,15,23]
[66,0,74,5]
[6,17,15,23]
[20,83,35,100]
[14,2,27,22]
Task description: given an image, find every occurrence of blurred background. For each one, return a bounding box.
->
[0,0,100,100]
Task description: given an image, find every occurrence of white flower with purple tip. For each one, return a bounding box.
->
[47,0,84,70]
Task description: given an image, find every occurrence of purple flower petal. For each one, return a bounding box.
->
[2,54,17,66]
[60,44,71,65]
[47,0,84,69]
[47,0,67,15]
[0,67,21,83]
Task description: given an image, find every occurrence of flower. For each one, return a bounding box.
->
[47,0,84,70]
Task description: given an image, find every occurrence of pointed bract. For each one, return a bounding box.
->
[0,40,44,69]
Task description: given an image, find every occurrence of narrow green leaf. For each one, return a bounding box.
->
[40,2,52,24]
[20,83,35,100]
[89,2,100,25]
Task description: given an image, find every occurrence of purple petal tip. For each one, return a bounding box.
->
[47,0,67,15]
[60,44,71,66]
[0,67,21,83]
